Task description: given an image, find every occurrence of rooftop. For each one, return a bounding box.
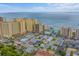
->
[34,49,54,56]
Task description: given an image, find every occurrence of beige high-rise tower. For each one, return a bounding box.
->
[75,29,79,39]
[11,21,20,35]
[16,18,26,35]
[0,22,2,37]
[25,19,36,32]
[0,17,3,38]
[60,27,69,38]
[2,22,10,37]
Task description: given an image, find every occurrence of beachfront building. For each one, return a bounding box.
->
[68,28,76,39]
[25,19,36,32]
[60,26,77,39]
[68,28,73,38]
[0,22,2,38]
[34,24,39,33]
[11,21,20,36]
[1,21,20,38]
[39,24,45,34]
[1,22,11,37]
[60,27,69,38]
[16,18,26,35]
[0,17,3,21]
[0,17,3,38]
[33,20,39,33]
[33,20,44,34]
[44,25,50,31]
[0,18,45,38]
[75,29,79,39]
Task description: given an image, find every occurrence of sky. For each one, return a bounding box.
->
[0,3,79,13]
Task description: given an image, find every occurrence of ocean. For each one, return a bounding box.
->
[0,12,79,28]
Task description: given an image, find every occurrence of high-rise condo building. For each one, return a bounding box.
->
[34,24,39,33]
[68,28,74,39]
[60,27,77,39]
[0,22,2,38]
[25,19,36,32]
[33,20,39,33]
[1,22,10,37]
[11,21,20,35]
[16,18,26,35]
[0,18,43,38]
[39,24,44,33]
[60,27,69,38]
[34,23,44,34]
[0,17,3,22]
[75,29,79,39]
[1,21,20,38]
[44,25,49,31]
[8,22,13,37]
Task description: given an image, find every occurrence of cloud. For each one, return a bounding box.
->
[0,4,49,12]
[0,3,79,12]
[47,3,79,12]
[25,3,79,12]
[0,4,25,13]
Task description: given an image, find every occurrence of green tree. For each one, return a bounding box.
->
[0,43,33,56]
[59,51,66,56]
[52,37,57,41]
[70,51,73,56]
[47,46,51,51]
[0,44,21,56]
[57,30,60,36]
